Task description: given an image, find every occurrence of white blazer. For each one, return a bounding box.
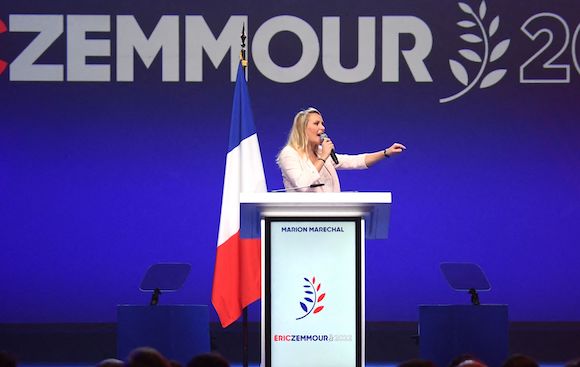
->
[277,145,368,192]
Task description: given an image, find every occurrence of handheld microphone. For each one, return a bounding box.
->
[320,133,339,164]
[271,183,324,192]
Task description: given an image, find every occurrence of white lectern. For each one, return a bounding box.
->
[240,192,392,367]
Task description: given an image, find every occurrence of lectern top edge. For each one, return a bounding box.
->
[240,192,392,205]
[240,191,392,240]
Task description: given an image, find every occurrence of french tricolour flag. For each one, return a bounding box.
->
[212,62,267,328]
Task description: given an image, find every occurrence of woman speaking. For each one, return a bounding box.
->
[277,107,406,192]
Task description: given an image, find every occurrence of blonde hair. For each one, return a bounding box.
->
[285,107,321,156]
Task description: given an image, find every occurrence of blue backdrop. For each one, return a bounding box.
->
[1,0,579,323]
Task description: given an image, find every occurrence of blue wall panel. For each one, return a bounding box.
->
[0,0,578,323]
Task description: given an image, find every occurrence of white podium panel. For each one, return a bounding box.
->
[265,218,362,367]
[239,192,392,367]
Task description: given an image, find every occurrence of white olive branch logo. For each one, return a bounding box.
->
[440,1,510,103]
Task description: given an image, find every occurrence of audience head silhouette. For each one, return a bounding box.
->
[187,353,230,367]
[457,360,487,367]
[502,354,539,367]
[449,354,479,367]
[127,347,170,367]
[96,359,124,367]
[0,351,17,367]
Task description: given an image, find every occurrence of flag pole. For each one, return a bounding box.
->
[240,25,249,367]
[241,24,248,71]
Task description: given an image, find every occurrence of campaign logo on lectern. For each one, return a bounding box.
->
[296,276,326,320]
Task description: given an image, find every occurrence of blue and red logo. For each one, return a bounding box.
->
[296,276,325,320]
